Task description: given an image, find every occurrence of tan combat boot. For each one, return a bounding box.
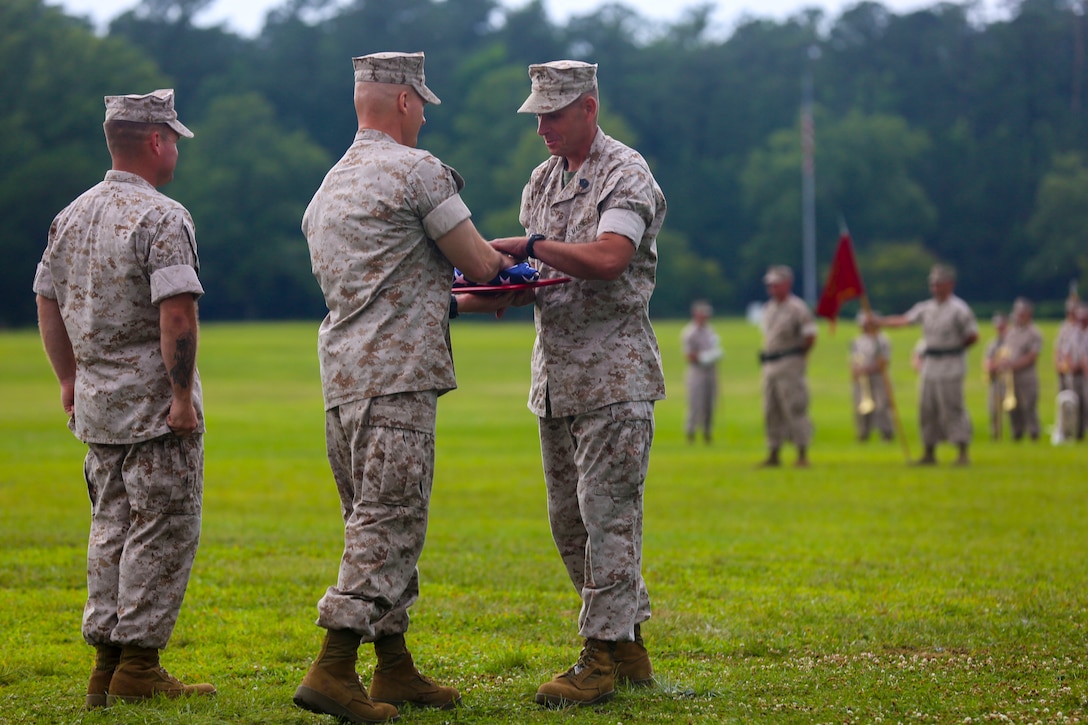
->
[86,643,122,708]
[614,623,654,686]
[293,629,399,724]
[369,633,460,709]
[106,646,216,704]
[535,639,616,708]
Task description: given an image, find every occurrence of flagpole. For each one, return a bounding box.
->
[800,46,819,307]
[847,236,911,463]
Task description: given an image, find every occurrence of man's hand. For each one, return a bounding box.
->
[490,236,530,261]
[61,379,75,417]
[454,290,526,319]
[167,397,199,436]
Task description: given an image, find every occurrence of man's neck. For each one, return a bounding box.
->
[562,126,598,172]
[111,162,158,188]
[359,121,404,146]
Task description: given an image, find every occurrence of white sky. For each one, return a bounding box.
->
[54,0,995,38]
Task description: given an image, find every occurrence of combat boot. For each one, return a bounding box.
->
[86,643,122,708]
[293,629,399,724]
[535,639,616,708]
[369,633,460,709]
[106,646,216,704]
[614,624,654,686]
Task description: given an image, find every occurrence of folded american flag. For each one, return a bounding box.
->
[453,262,539,288]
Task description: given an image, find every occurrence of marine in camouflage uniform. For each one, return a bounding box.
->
[493,60,666,708]
[681,300,721,444]
[850,315,894,442]
[1002,298,1043,441]
[1055,299,1079,396]
[33,89,214,707]
[294,52,514,724]
[758,265,817,466]
[1075,305,1088,440]
[983,314,1010,440]
[878,264,978,465]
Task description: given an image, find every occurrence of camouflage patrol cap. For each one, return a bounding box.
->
[518,60,598,114]
[104,89,193,138]
[763,265,794,285]
[353,52,441,105]
[928,264,956,284]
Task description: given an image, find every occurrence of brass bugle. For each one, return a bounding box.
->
[1002,368,1017,412]
[854,353,876,415]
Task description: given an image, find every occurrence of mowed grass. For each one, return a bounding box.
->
[1,317,1086,724]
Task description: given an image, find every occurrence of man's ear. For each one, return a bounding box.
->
[582,94,598,116]
[148,129,163,156]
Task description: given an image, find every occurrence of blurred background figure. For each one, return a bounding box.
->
[1055,296,1085,442]
[682,300,722,444]
[757,265,816,468]
[1002,298,1043,441]
[1075,304,1088,441]
[850,312,894,442]
[875,264,977,466]
[983,313,1009,440]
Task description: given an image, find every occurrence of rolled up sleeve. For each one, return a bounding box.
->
[598,207,646,248]
[422,193,472,241]
[151,265,204,305]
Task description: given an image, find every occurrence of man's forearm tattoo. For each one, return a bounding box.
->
[170,332,196,389]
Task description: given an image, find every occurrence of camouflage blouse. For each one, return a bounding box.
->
[33,171,204,444]
[303,129,472,409]
[519,130,667,418]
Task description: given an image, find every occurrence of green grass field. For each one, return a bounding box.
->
[2,318,1086,724]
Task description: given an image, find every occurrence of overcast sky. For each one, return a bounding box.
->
[56,0,1000,38]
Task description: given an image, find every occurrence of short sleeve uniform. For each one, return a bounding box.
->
[760,295,816,380]
[904,296,978,380]
[32,171,204,444]
[518,130,666,418]
[303,129,471,410]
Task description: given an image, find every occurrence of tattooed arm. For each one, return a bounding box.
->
[160,293,200,435]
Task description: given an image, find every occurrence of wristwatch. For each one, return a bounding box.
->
[526,233,547,259]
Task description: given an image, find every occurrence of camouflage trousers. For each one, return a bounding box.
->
[82,435,203,650]
[685,365,718,439]
[762,371,812,448]
[1009,372,1040,439]
[919,376,972,445]
[317,391,437,641]
[539,401,653,643]
[853,374,894,441]
[988,379,1007,439]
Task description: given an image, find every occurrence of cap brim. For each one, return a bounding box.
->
[167,119,194,139]
[415,83,441,105]
[517,91,581,114]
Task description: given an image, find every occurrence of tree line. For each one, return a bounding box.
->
[2,0,1085,327]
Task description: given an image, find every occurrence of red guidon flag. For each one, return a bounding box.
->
[815,232,865,326]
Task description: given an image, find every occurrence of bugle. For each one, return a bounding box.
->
[854,353,876,415]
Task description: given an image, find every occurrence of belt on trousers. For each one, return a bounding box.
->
[759,346,805,364]
[922,346,965,357]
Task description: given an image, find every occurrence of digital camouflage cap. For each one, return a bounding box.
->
[518,60,598,114]
[104,89,193,138]
[763,265,794,285]
[352,51,441,105]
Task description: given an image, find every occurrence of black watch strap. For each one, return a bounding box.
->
[526,233,547,259]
